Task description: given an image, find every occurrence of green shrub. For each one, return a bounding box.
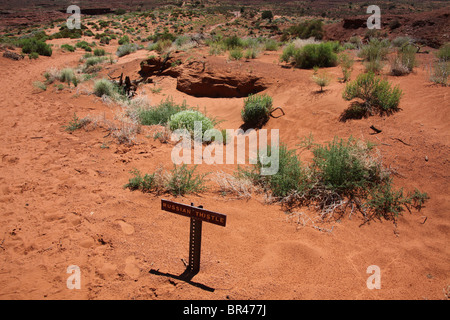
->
[93,78,116,97]
[312,137,383,195]
[429,60,449,86]
[125,164,207,196]
[280,43,297,63]
[281,19,324,41]
[19,38,52,56]
[390,44,417,76]
[75,40,92,51]
[436,42,450,61]
[59,68,75,84]
[166,164,208,196]
[343,72,403,114]
[28,52,39,59]
[358,38,390,62]
[247,144,308,198]
[241,94,273,127]
[223,35,244,49]
[33,81,46,90]
[312,71,331,92]
[229,48,243,60]
[244,47,259,59]
[93,48,106,56]
[168,110,215,140]
[61,44,75,52]
[116,43,138,57]
[264,39,279,51]
[338,52,354,82]
[293,42,338,69]
[118,35,130,45]
[138,97,188,126]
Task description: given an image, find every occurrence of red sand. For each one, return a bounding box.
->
[0,42,449,300]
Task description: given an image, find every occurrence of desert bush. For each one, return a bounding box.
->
[124,164,207,196]
[429,59,449,86]
[75,40,92,52]
[391,36,414,48]
[358,38,390,62]
[390,44,417,76]
[61,44,75,52]
[33,81,47,91]
[19,38,52,56]
[264,38,279,51]
[93,78,116,97]
[59,68,76,85]
[154,39,173,53]
[209,42,225,55]
[165,164,208,196]
[229,48,243,60]
[223,35,244,49]
[93,48,106,56]
[342,72,403,114]
[312,70,331,92]
[338,52,354,82]
[281,19,324,41]
[241,94,273,127]
[244,47,259,59]
[436,42,450,61]
[168,110,215,140]
[118,35,130,45]
[138,97,188,126]
[292,42,338,69]
[116,43,138,57]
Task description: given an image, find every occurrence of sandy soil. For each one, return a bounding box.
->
[0,42,449,300]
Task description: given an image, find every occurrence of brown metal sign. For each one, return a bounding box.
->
[161,199,227,227]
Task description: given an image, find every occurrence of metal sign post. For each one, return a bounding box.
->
[161,199,227,277]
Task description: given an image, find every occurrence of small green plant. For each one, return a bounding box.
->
[138,97,188,126]
[116,43,138,57]
[61,44,75,52]
[93,78,116,97]
[33,81,47,91]
[342,72,403,115]
[241,94,273,127]
[63,113,88,132]
[338,52,354,82]
[28,52,39,59]
[166,164,208,196]
[229,48,243,61]
[93,48,106,56]
[118,35,130,45]
[436,42,450,62]
[312,70,331,92]
[429,60,449,86]
[168,110,215,140]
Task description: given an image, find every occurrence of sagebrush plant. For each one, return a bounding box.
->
[116,43,138,57]
[238,135,428,223]
[138,97,189,126]
[93,78,123,98]
[295,42,338,68]
[124,164,207,196]
[241,94,273,127]
[390,44,417,76]
[168,109,215,140]
[429,59,449,86]
[229,48,243,61]
[312,70,331,92]
[342,72,403,115]
[338,52,354,82]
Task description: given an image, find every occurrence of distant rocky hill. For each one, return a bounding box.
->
[324,7,450,48]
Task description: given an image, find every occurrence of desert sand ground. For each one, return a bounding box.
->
[0,11,449,301]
